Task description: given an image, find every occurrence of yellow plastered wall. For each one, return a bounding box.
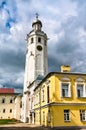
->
[54,74,86,103]
[51,105,86,127]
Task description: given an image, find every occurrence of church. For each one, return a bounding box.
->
[21,15,86,128]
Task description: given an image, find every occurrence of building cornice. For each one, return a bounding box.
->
[34,72,86,91]
[34,102,86,110]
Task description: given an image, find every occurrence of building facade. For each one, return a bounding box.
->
[21,15,48,123]
[0,88,22,120]
[34,66,86,127]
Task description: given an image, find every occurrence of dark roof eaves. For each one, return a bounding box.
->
[34,71,86,91]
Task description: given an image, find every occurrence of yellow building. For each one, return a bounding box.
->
[34,66,86,128]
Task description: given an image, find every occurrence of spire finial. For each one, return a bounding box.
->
[35,13,39,19]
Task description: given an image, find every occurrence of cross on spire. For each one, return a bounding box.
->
[35,13,39,19]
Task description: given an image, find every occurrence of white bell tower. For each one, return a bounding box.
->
[24,14,48,92]
[21,14,48,123]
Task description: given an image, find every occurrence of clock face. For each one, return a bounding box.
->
[37,45,42,51]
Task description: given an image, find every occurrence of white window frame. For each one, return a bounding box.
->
[76,82,85,98]
[60,82,71,97]
[80,110,86,121]
[64,110,70,122]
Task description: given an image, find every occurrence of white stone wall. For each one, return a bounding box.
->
[14,95,22,120]
[0,94,22,120]
[0,94,15,119]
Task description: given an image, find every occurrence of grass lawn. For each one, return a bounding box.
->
[0,119,18,125]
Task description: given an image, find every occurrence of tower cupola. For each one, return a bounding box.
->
[32,13,42,31]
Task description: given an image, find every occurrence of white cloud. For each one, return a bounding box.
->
[78,27,86,42]
[0,0,86,92]
[0,84,3,88]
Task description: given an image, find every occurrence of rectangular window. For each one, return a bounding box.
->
[31,38,33,43]
[10,109,12,113]
[47,86,50,103]
[31,98,33,109]
[80,110,86,121]
[2,98,5,103]
[38,92,40,103]
[64,110,70,121]
[77,84,84,97]
[3,109,5,113]
[42,89,44,102]
[10,99,13,103]
[61,83,70,97]
[38,37,41,43]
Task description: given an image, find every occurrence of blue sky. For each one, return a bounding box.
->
[0,0,86,93]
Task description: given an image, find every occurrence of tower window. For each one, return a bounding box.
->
[45,40,46,46]
[31,38,34,43]
[38,37,41,43]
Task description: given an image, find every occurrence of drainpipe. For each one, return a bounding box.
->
[40,87,41,126]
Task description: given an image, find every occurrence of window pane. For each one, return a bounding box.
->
[80,110,86,121]
[77,84,83,97]
[64,110,70,121]
[62,83,69,97]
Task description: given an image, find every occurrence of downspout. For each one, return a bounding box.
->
[40,86,41,125]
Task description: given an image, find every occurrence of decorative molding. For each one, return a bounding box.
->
[75,77,85,82]
[60,77,70,81]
